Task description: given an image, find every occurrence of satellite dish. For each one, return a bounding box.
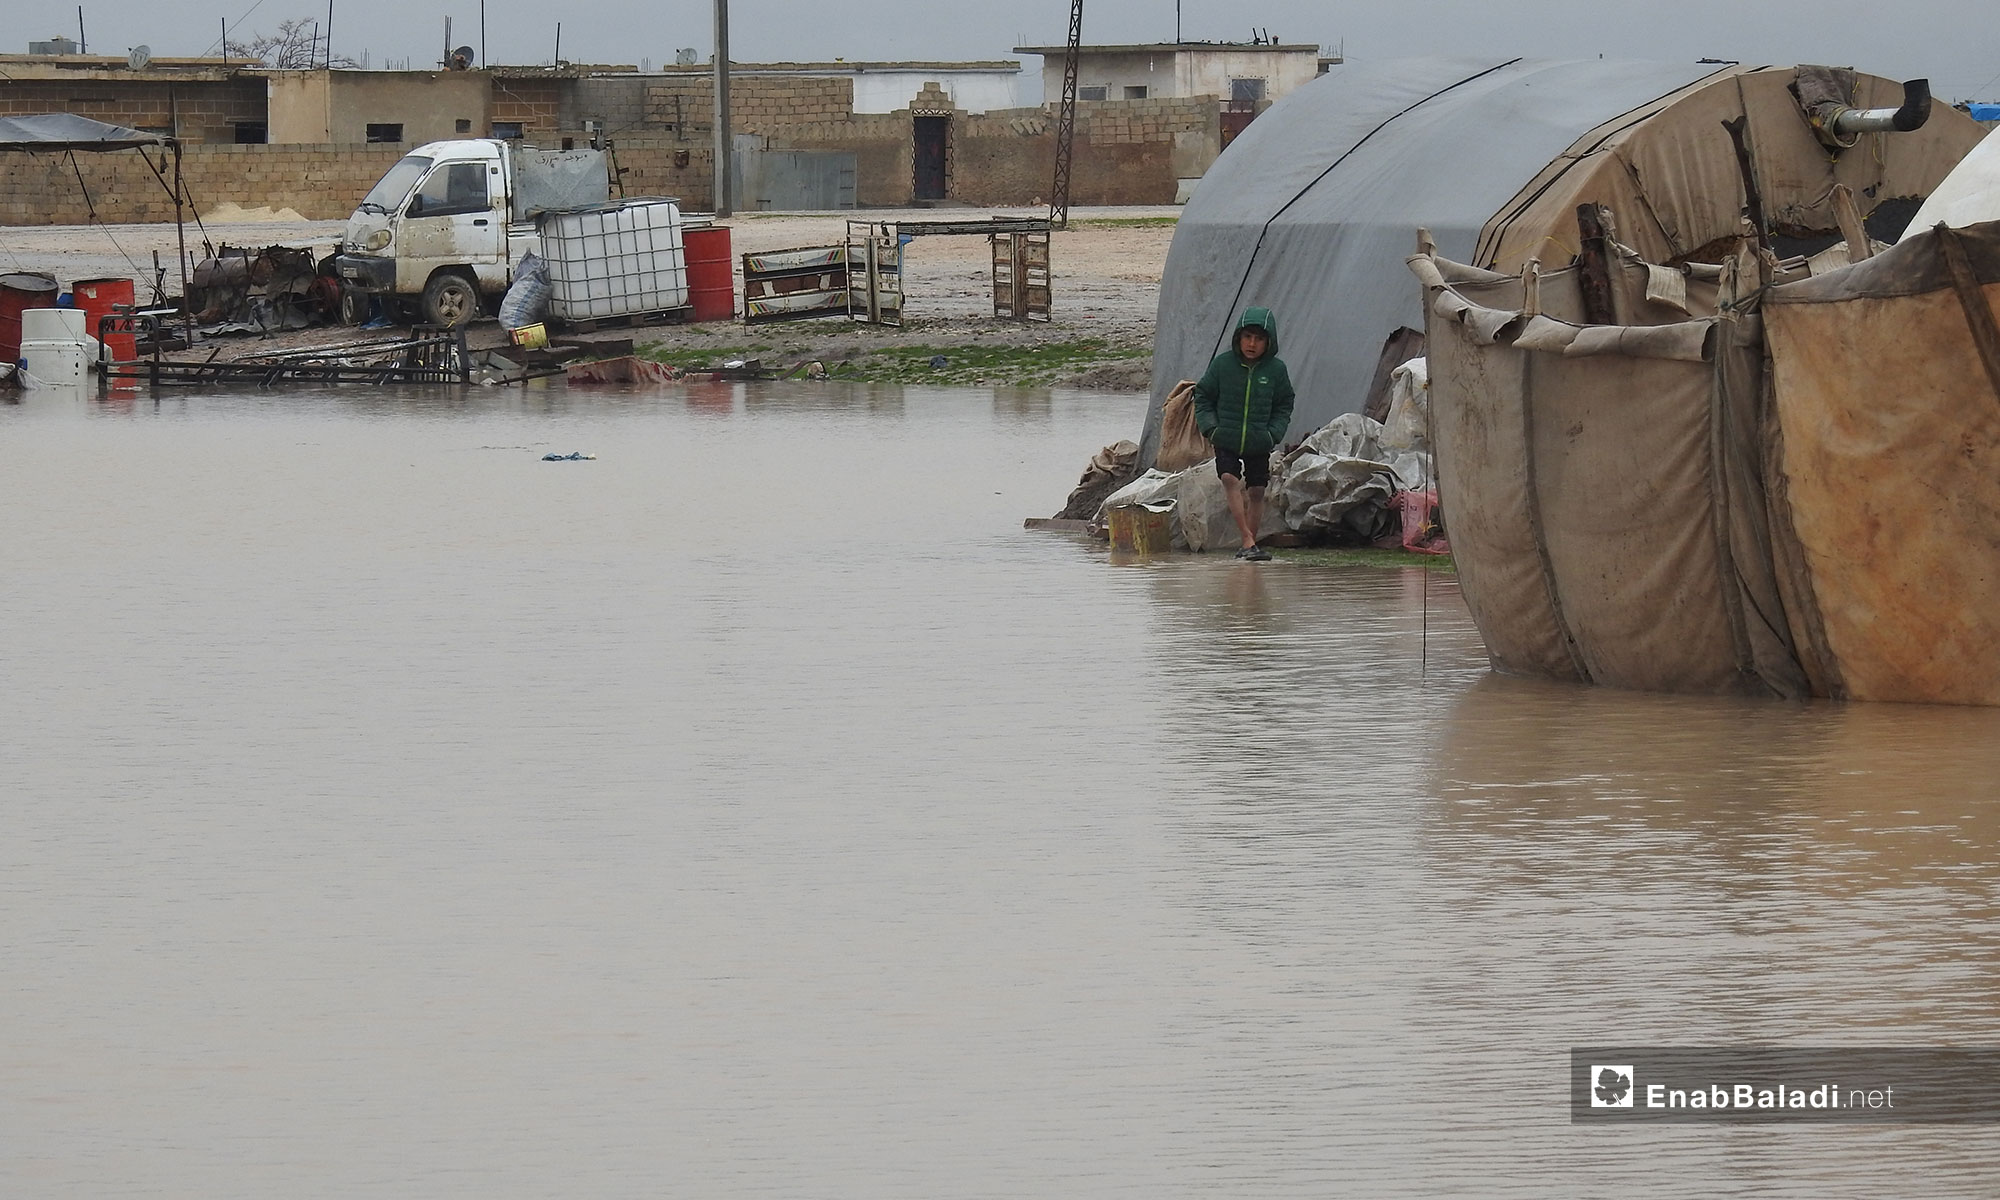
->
[127,45,152,70]
[451,45,476,70]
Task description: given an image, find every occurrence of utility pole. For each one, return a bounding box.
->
[713,0,732,216]
[1048,0,1082,229]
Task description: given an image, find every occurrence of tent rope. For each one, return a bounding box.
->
[134,145,215,258]
[65,149,149,279]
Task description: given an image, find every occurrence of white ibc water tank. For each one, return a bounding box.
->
[21,307,89,341]
[540,199,690,321]
[20,341,93,384]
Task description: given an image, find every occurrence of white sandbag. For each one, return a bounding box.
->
[1097,468,1182,519]
[1380,357,1429,453]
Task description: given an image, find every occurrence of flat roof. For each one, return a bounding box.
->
[621,61,1021,74]
[0,55,245,80]
[487,60,1021,79]
[1012,42,1320,56]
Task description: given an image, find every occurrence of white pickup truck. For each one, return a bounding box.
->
[335,138,609,327]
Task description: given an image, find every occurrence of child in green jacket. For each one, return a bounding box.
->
[1192,306,1296,560]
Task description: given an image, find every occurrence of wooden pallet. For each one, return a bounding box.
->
[557,305,695,333]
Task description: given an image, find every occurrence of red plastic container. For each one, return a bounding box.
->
[684,225,736,322]
[73,276,138,362]
[0,271,59,365]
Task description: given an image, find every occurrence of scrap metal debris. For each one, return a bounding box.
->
[188,245,338,333]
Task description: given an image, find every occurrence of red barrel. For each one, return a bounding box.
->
[73,276,138,362]
[0,272,59,365]
[684,225,735,322]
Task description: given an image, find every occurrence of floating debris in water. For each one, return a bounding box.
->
[541,451,597,461]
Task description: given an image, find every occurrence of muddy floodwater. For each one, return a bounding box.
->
[5,380,2000,1197]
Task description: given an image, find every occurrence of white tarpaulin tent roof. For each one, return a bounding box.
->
[1902,127,2000,235]
[1140,57,1983,463]
[0,113,166,151]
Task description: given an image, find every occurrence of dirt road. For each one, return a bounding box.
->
[1,205,1177,387]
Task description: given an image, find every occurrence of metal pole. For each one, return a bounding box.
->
[1048,0,1082,229]
[481,0,487,68]
[326,0,334,68]
[713,0,731,216]
[172,140,191,340]
[78,6,86,54]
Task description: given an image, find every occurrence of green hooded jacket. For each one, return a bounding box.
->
[1192,306,1297,457]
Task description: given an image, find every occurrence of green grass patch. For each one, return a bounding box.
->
[1066,216,1180,229]
[1274,547,1456,571]
[639,338,1148,386]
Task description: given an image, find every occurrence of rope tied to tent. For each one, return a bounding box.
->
[132,144,216,259]
[65,149,149,281]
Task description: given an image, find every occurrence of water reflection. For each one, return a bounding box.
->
[991,387,1055,423]
[1430,672,2000,898]
[7,381,2000,1198]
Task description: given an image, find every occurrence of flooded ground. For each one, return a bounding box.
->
[5,380,1999,1197]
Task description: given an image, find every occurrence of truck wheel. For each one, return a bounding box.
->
[338,286,369,326]
[421,272,480,328]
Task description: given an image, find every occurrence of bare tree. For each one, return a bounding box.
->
[226,18,358,69]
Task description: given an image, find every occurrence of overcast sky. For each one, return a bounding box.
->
[24,0,1998,101]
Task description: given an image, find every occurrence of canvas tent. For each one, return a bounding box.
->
[1411,215,2000,707]
[1759,222,2000,705]
[1142,58,1984,463]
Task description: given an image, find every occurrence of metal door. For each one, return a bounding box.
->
[913,115,949,201]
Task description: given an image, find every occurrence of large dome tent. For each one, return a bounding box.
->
[1140,58,1985,462]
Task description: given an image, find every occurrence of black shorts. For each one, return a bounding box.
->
[1215,449,1270,488]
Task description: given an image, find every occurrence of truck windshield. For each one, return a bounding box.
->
[357,155,433,214]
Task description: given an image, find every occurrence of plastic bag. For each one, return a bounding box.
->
[498,252,551,330]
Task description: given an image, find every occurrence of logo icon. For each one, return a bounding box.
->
[1591,1065,1634,1107]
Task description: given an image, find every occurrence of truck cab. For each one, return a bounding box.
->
[337,139,606,327]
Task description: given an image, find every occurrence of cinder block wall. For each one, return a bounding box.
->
[757,94,1217,206]
[490,77,566,141]
[0,78,267,144]
[0,91,1218,223]
[0,143,409,225]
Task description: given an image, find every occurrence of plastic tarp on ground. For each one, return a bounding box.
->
[1144,59,1985,465]
[1763,221,2000,705]
[0,113,165,150]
